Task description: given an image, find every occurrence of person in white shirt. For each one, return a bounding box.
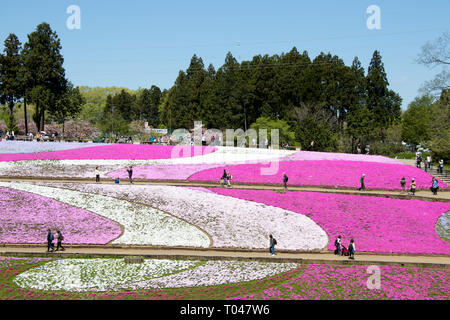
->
[439,159,444,174]
[95,167,100,183]
[427,155,432,170]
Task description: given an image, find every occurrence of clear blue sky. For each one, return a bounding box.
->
[1,0,449,109]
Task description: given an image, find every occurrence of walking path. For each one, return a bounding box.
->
[1,177,449,202]
[1,245,449,268]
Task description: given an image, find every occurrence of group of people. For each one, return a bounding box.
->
[220,169,233,188]
[334,235,356,260]
[46,229,65,252]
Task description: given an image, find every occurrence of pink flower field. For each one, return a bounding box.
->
[232,264,450,300]
[210,188,450,255]
[189,160,450,190]
[0,187,122,244]
[282,150,402,164]
[0,145,216,162]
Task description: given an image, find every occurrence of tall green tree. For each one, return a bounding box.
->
[22,23,67,131]
[0,33,23,130]
[401,95,434,148]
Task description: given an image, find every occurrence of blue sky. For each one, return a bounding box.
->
[0,0,449,109]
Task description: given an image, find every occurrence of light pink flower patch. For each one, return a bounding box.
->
[107,163,224,180]
[210,188,450,255]
[0,187,122,244]
[0,145,216,162]
[189,160,449,190]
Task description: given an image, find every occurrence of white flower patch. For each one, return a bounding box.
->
[0,182,210,247]
[14,258,198,292]
[0,147,296,179]
[30,182,329,251]
[120,260,300,290]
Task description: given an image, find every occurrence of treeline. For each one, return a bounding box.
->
[0,23,84,135]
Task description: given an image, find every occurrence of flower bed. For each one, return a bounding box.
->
[283,150,402,164]
[13,258,299,292]
[0,186,121,244]
[0,182,210,247]
[210,188,450,255]
[0,141,106,154]
[26,182,329,251]
[231,264,450,300]
[188,160,450,190]
[0,145,216,162]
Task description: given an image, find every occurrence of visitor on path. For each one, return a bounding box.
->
[311,141,315,151]
[221,169,228,186]
[269,234,277,256]
[400,177,406,192]
[439,159,444,174]
[47,229,55,253]
[115,178,120,184]
[365,145,370,155]
[334,235,342,256]
[55,230,65,252]
[127,166,133,184]
[359,174,366,191]
[283,173,289,190]
[427,155,432,170]
[409,179,416,196]
[357,144,361,154]
[348,239,355,260]
[432,178,439,195]
[95,167,100,183]
[416,153,422,168]
[226,172,233,188]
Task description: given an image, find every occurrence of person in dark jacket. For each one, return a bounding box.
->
[127,166,133,184]
[359,174,366,191]
[47,229,55,252]
[283,173,288,190]
[348,239,355,260]
[334,235,342,255]
[269,234,277,256]
[55,230,65,251]
[222,169,228,186]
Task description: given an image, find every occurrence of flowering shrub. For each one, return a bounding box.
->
[15,119,38,135]
[189,160,450,190]
[210,188,450,255]
[0,186,121,244]
[0,182,210,247]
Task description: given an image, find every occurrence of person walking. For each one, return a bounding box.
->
[432,178,439,196]
[95,167,100,183]
[348,239,355,260]
[47,229,55,253]
[334,235,342,256]
[269,234,277,256]
[283,173,289,190]
[55,230,65,251]
[359,174,366,191]
[400,177,406,193]
[222,169,228,186]
[427,155,432,170]
[439,159,444,174]
[409,178,416,196]
[127,166,133,184]
[226,172,233,188]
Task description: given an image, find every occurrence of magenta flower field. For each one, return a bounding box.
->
[233,264,450,300]
[283,150,402,164]
[210,188,450,255]
[0,187,121,244]
[0,145,216,162]
[189,160,449,190]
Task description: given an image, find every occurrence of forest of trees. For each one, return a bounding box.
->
[1,23,449,159]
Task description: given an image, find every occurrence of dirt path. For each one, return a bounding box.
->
[1,245,449,268]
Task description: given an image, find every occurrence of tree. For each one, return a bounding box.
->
[137,85,161,126]
[50,83,85,137]
[366,50,401,137]
[428,89,450,161]
[417,31,450,97]
[0,33,23,130]
[250,117,296,146]
[22,23,67,131]
[401,95,434,148]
